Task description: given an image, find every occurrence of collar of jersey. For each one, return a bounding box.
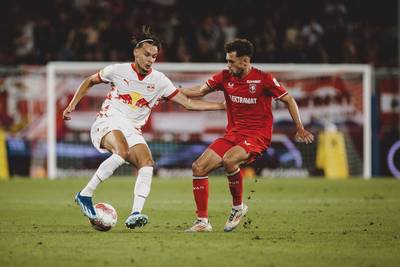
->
[131,63,152,81]
[234,67,254,81]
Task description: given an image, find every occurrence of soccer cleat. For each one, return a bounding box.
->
[125,213,149,229]
[185,219,212,233]
[74,192,97,220]
[223,204,248,232]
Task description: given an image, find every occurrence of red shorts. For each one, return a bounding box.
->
[208,133,270,163]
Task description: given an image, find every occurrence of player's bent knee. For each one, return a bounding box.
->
[144,159,155,167]
[192,161,207,176]
[222,156,237,170]
[115,149,130,161]
[137,159,155,169]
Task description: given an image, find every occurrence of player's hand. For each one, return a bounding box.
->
[63,105,75,120]
[295,127,314,144]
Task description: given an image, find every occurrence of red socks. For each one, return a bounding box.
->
[192,169,242,218]
[192,177,209,218]
[227,169,243,206]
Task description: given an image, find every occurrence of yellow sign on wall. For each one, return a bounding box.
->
[316,131,349,179]
[0,130,9,180]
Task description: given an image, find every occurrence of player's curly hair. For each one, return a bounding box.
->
[224,39,254,58]
[131,25,162,50]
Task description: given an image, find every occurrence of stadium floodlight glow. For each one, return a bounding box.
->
[46,62,372,179]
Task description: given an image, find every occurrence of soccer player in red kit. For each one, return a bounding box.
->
[181,39,314,232]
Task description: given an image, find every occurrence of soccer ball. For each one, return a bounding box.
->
[90,203,118,231]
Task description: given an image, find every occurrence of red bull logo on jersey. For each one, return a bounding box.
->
[118,92,150,109]
[229,95,257,104]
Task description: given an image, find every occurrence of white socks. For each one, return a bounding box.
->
[80,155,153,215]
[80,154,125,197]
[132,166,153,214]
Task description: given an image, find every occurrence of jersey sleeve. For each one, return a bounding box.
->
[98,64,116,83]
[263,73,288,100]
[206,71,224,91]
[161,74,179,100]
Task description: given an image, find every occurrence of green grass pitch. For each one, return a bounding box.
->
[0,177,399,267]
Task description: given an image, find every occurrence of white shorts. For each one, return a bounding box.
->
[90,116,147,153]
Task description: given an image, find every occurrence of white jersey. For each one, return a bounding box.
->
[97,63,178,128]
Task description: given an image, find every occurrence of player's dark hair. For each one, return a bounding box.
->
[131,25,162,50]
[224,39,254,58]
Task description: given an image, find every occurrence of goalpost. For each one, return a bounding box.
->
[46,62,372,179]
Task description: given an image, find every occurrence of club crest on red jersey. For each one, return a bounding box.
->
[249,84,257,93]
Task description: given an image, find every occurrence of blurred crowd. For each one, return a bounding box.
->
[1,0,398,66]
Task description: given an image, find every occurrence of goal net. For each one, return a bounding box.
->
[45,63,372,179]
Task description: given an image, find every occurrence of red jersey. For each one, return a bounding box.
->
[207,67,287,140]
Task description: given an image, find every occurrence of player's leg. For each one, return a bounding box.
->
[223,145,249,208]
[124,143,154,229]
[192,148,223,218]
[221,145,251,232]
[76,130,128,219]
[81,130,129,196]
[186,144,226,232]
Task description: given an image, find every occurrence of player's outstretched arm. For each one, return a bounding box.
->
[170,91,225,111]
[279,94,314,144]
[180,84,214,98]
[63,73,103,120]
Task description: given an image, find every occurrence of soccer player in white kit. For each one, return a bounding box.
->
[62,26,225,229]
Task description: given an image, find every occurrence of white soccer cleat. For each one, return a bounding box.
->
[185,219,212,233]
[125,213,149,229]
[223,204,248,232]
